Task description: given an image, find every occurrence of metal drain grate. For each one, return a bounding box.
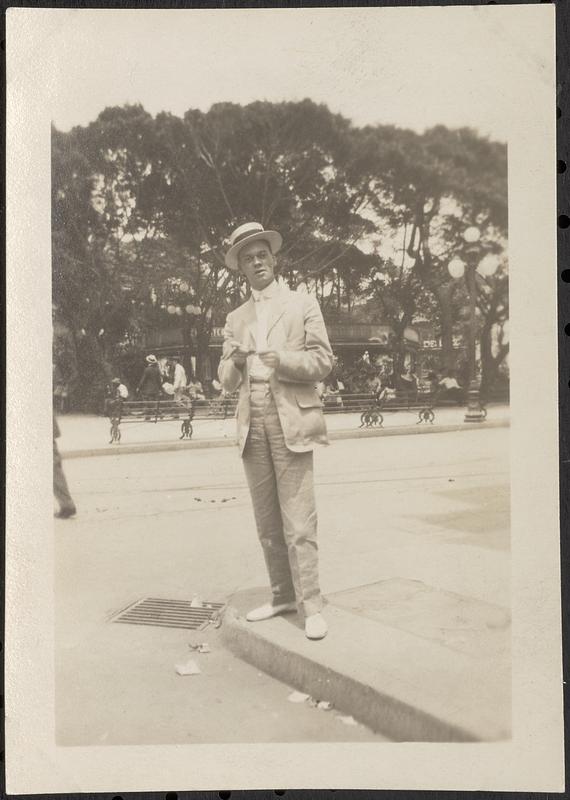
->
[111,597,225,631]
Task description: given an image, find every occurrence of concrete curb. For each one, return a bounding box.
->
[330,417,508,442]
[61,436,233,459]
[220,606,467,742]
[61,417,509,460]
[220,600,509,742]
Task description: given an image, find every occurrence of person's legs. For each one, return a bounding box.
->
[264,396,323,619]
[53,439,76,516]
[143,392,159,419]
[173,389,183,418]
[142,393,150,419]
[242,385,296,607]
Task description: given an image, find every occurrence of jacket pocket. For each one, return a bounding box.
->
[295,389,323,409]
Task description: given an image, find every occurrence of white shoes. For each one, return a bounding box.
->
[246,603,328,640]
[246,601,297,622]
[304,612,328,640]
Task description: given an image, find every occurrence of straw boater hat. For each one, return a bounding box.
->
[225,222,282,271]
[146,354,158,364]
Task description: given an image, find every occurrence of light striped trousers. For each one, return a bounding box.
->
[242,382,323,618]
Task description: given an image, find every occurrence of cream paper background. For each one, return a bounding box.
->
[5,5,563,792]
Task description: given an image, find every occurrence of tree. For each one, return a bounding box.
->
[52,102,509,406]
[364,257,434,374]
[477,259,509,399]
[351,124,508,371]
[156,100,376,371]
[52,123,116,409]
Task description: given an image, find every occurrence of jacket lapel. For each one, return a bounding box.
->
[266,289,290,341]
[235,286,289,350]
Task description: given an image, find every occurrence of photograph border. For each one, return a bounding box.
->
[3,0,567,794]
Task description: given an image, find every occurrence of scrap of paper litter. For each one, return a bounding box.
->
[175,659,201,676]
[189,642,211,653]
[288,691,310,703]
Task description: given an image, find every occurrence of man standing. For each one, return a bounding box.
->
[137,354,163,419]
[219,222,333,640]
[53,415,76,519]
[172,356,188,403]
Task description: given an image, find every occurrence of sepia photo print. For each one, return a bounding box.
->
[6,5,563,793]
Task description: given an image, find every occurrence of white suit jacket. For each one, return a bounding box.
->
[218,286,334,455]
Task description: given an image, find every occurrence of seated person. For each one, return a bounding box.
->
[187,378,206,401]
[368,374,382,394]
[436,372,463,404]
[105,377,128,417]
[398,366,418,407]
[323,381,343,407]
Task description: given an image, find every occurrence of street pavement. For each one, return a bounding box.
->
[55,426,509,744]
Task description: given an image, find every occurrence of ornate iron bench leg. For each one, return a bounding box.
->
[109,417,121,443]
[180,418,193,440]
[417,407,435,425]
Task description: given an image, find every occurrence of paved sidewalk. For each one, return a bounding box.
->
[222,579,510,742]
[58,403,510,458]
[56,426,510,744]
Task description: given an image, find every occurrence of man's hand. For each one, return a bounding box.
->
[228,340,250,367]
[257,350,281,369]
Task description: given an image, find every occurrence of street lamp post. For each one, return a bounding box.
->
[463,240,484,422]
[448,226,499,424]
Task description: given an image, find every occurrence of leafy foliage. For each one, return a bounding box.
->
[52,102,508,408]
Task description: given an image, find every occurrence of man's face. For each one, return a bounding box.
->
[237,239,276,291]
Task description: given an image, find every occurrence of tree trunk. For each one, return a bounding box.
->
[195,313,216,383]
[182,321,195,377]
[391,317,409,376]
[435,284,455,371]
[393,341,406,376]
[234,273,241,306]
[480,322,509,401]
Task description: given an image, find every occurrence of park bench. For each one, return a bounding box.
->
[103,387,484,443]
[104,394,238,444]
[337,391,439,428]
[355,389,488,428]
[322,389,476,428]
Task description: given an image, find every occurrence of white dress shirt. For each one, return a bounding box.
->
[173,362,187,391]
[248,280,281,380]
